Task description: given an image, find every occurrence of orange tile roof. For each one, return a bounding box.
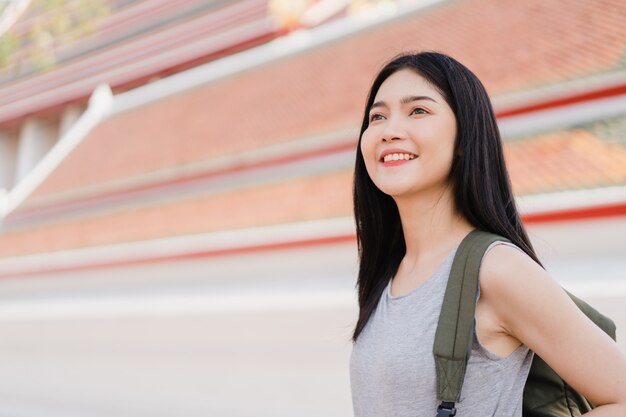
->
[3,0,626,257]
[0,170,353,258]
[0,0,273,86]
[0,0,279,126]
[506,129,626,195]
[24,0,626,200]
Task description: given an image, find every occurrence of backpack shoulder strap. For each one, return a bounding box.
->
[433,228,511,409]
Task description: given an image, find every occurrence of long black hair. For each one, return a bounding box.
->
[352,51,543,343]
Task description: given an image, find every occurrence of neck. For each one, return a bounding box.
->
[394,186,475,264]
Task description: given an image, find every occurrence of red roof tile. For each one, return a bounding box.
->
[0,170,353,257]
[24,0,626,201]
[506,130,626,195]
[3,0,626,256]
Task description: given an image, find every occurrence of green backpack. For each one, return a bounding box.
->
[433,229,617,417]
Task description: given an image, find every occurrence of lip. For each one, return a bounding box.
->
[378,148,418,162]
[378,148,419,166]
[382,159,415,167]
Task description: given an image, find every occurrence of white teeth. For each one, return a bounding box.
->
[383,153,417,162]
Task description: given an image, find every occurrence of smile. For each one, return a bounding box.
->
[382,153,417,162]
[381,154,418,167]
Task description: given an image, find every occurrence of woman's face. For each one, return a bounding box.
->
[360,68,457,199]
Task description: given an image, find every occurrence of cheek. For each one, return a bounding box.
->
[359,131,376,160]
[359,135,379,181]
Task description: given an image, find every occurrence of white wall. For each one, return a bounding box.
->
[15,117,59,183]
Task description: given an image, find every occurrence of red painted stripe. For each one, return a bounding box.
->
[495,84,626,118]
[522,201,626,223]
[0,233,357,279]
[2,201,626,277]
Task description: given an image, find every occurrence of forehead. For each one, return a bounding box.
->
[374,68,441,101]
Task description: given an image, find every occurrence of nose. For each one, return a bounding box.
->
[382,134,402,142]
[380,118,408,142]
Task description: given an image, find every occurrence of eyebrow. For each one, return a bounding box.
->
[370,95,437,111]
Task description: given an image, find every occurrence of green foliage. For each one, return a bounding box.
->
[0,31,19,68]
[0,0,110,76]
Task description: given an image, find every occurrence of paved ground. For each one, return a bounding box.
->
[0,306,357,417]
[0,293,623,417]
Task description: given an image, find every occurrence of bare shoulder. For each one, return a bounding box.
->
[478,240,626,407]
[478,241,570,333]
[481,241,537,281]
[477,242,544,334]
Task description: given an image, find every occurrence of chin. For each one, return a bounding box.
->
[377,185,414,197]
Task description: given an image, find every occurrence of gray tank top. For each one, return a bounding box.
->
[349,241,534,417]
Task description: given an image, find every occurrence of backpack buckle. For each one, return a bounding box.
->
[436,401,457,417]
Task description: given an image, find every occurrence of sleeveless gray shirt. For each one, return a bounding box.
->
[349,241,534,417]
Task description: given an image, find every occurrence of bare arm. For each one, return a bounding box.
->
[480,244,626,414]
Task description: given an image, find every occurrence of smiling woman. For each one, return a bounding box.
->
[348,51,626,417]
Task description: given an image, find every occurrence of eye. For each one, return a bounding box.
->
[369,113,383,122]
[411,107,427,115]
[369,107,426,122]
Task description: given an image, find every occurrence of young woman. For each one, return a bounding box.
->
[349,51,626,416]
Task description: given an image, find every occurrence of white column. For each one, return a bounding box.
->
[59,105,83,138]
[0,131,18,191]
[15,118,58,183]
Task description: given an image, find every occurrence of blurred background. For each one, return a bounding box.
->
[0,0,625,416]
